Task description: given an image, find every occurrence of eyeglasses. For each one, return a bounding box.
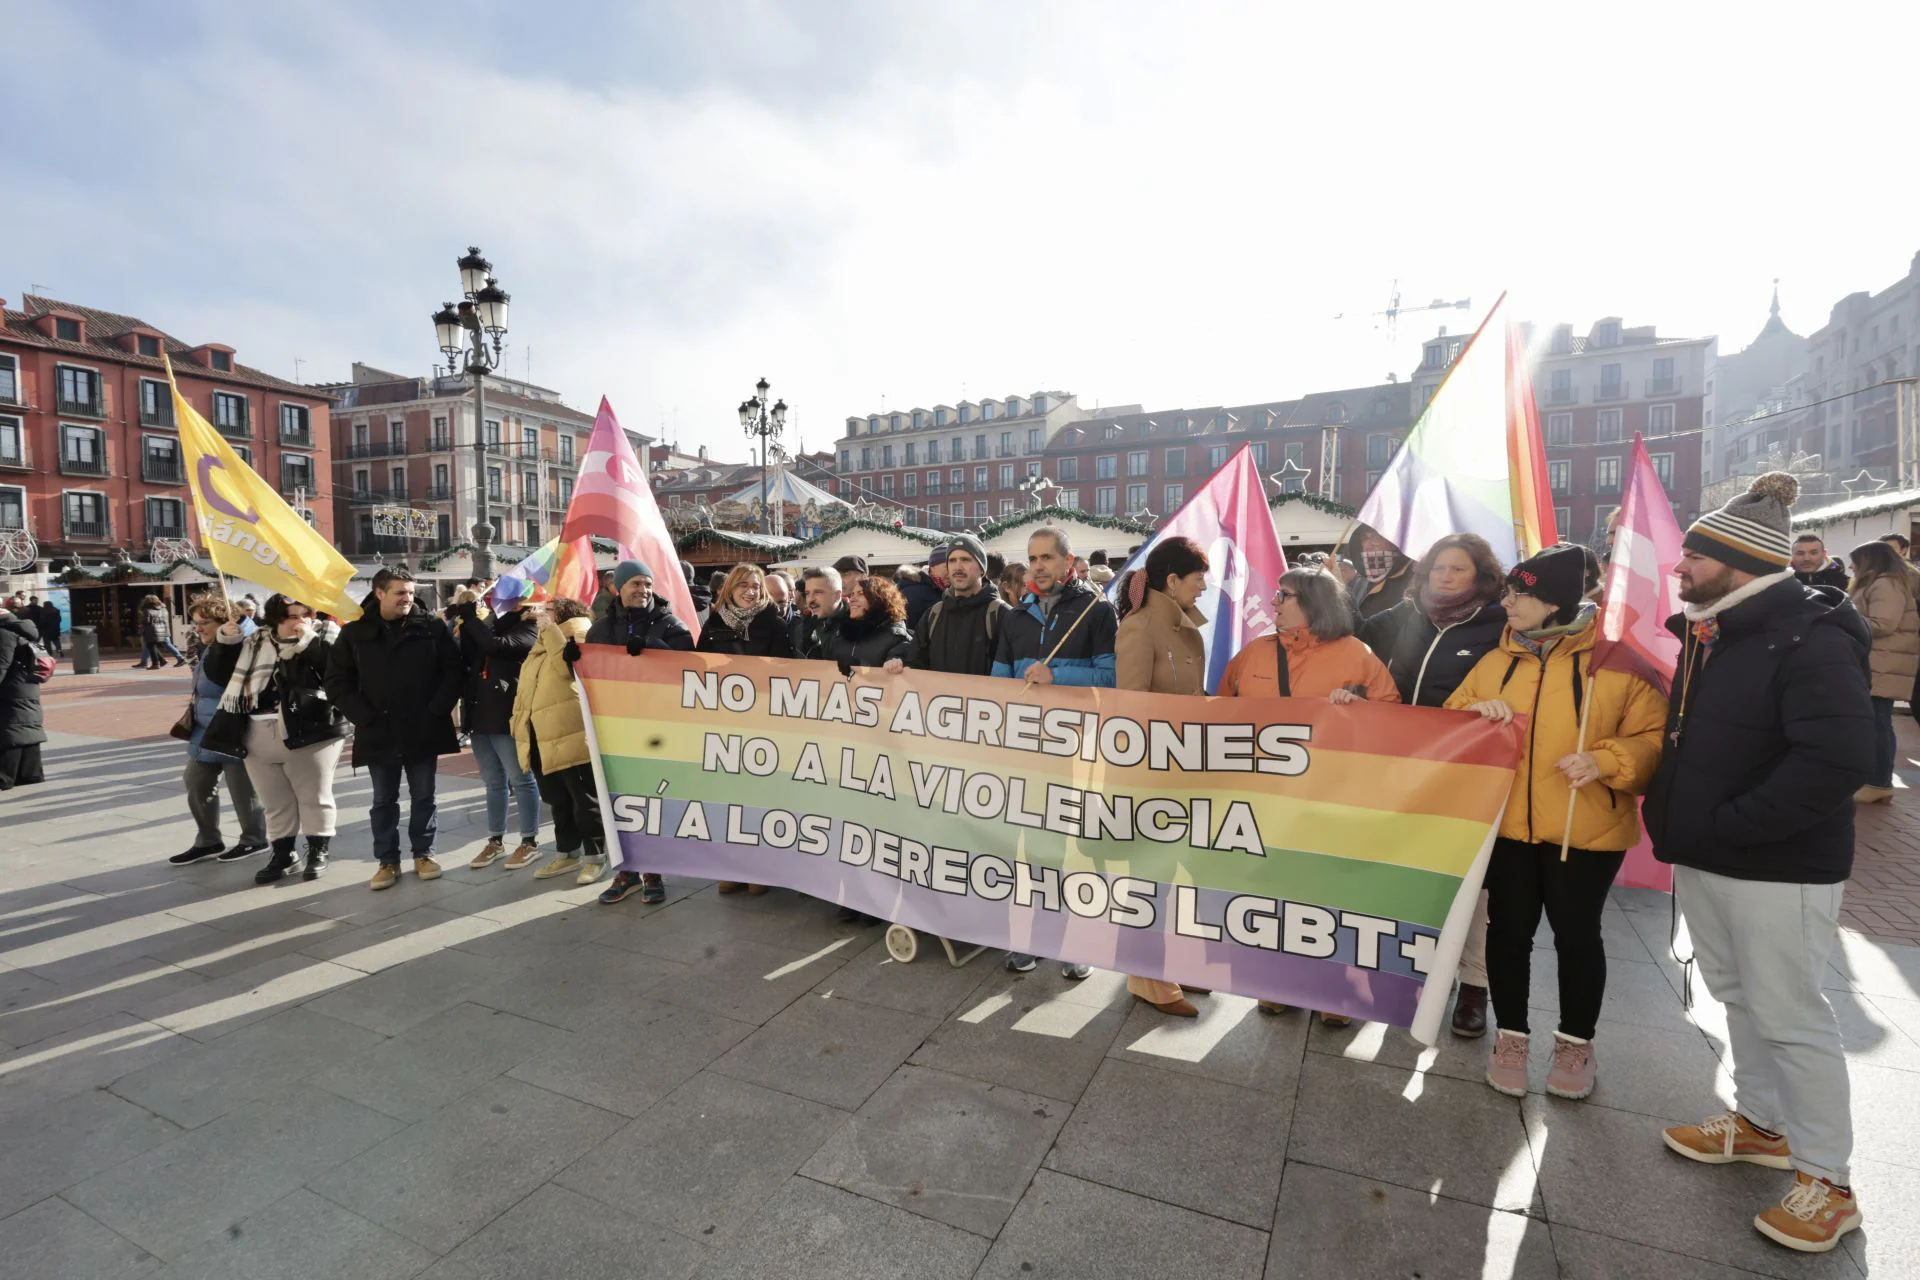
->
[1500,586,1533,601]
[1272,588,1300,603]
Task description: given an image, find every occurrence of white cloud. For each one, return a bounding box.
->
[1,0,1912,461]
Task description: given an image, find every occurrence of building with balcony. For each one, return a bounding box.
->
[1525,317,1714,545]
[315,362,609,558]
[828,391,1096,530]
[0,293,335,572]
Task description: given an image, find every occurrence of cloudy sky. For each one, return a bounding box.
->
[2,0,1912,458]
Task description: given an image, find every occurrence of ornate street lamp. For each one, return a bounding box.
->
[432,247,511,576]
[739,377,788,535]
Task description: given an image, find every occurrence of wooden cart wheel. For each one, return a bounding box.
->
[884,924,919,963]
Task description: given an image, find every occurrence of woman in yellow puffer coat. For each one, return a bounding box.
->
[509,599,608,887]
[1443,544,1668,1104]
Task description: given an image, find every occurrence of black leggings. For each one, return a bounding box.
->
[1483,837,1625,1041]
[528,733,605,859]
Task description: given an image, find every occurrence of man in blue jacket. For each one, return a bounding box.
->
[1647,473,1873,1255]
[991,526,1116,978]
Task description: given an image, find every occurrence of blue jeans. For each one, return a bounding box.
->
[367,756,439,865]
[1872,696,1895,788]
[471,733,539,841]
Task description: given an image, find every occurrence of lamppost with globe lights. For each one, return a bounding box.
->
[737,378,788,535]
[431,247,511,578]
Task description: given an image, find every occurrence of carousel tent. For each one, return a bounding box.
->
[976,506,1157,562]
[722,466,842,509]
[770,519,945,572]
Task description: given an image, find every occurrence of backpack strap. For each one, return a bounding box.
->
[1273,638,1292,697]
[1570,651,1585,723]
[1498,655,1521,691]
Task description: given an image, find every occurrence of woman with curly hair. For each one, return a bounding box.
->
[824,575,913,671]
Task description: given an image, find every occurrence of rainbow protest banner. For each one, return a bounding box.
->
[577,649,1523,1043]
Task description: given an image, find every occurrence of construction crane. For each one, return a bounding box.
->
[1373,279,1472,342]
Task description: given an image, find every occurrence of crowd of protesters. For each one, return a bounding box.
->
[0,468,1862,1253]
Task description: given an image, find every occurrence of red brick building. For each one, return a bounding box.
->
[0,295,336,567]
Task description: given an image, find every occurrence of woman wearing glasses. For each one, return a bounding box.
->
[1219,565,1398,1027]
[1445,544,1668,1102]
[1358,532,1510,1037]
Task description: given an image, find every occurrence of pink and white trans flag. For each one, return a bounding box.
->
[1594,435,1684,891]
[560,397,698,642]
[1107,444,1287,692]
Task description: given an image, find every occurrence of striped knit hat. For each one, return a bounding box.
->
[1683,472,1798,575]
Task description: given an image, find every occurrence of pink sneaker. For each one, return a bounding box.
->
[1546,1034,1596,1099]
[1486,1029,1530,1097]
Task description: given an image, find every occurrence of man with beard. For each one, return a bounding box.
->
[889,534,1007,678]
[989,526,1115,979]
[1790,534,1849,590]
[1646,473,1873,1255]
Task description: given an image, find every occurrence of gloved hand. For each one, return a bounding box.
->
[624,634,647,657]
[562,639,583,667]
[836,655,855,678]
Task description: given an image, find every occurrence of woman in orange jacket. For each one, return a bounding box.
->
[1445,544,1668,1102]
[1220,565,1399,1027]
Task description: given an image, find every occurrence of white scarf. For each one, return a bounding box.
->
[218,620,339,712]
[1682,569,1794,623]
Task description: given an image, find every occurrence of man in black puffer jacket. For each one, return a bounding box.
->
[1645,474,1873,1253]
[585,560,695,655]
[324,568,465,890]
[894,535,1006,677]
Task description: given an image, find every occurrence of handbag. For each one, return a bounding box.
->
[168,699,195,742]
[198,640,262,759]
[280,686,347,750]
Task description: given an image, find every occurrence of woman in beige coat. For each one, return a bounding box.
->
[1114,536,1211,1017]
[1849,540,1919,802]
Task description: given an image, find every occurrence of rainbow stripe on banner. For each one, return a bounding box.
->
[578,649,1522,1042]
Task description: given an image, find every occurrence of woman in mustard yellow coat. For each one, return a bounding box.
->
[1445,545,1667,1102]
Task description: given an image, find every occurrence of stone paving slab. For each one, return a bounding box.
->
[800,1063,1068,1236]
[1265,1161,1557,1280]
[0,727,1915,1278]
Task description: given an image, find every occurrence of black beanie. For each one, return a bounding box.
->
[1507,544,1587,615]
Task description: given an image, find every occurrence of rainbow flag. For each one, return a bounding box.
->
[578,650,1523,1041]
[1355,293,1558,566]
[488,535,599,610]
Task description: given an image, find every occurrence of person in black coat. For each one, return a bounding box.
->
[895,558,945,630]
[450,591,543,869]
[895,536,1007,677]
[1790,534,1851,591]
[1646,475,1874,1242]
[696,565,794,658]
[323,568,465,889]
[35,597,61,657]
[1356,531,1510,1038]
[0,605,47,790]
[1360,532,1510,708]
[584,560,695,654]
[825,576,914,671]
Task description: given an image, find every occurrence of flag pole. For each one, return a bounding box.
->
[1559,673,1597,862]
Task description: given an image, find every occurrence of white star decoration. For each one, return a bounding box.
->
[1841,469,1889,495]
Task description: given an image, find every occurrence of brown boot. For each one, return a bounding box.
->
[716,881,746,894]
[1451,983,1489,1038]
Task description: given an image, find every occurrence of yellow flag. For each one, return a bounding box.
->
[167,356,362,621]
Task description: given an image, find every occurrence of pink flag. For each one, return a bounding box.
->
[560,398,699,641]
[1593,435,1683,697]
[1107,444,1287,692]
[1593,435,1683,892]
